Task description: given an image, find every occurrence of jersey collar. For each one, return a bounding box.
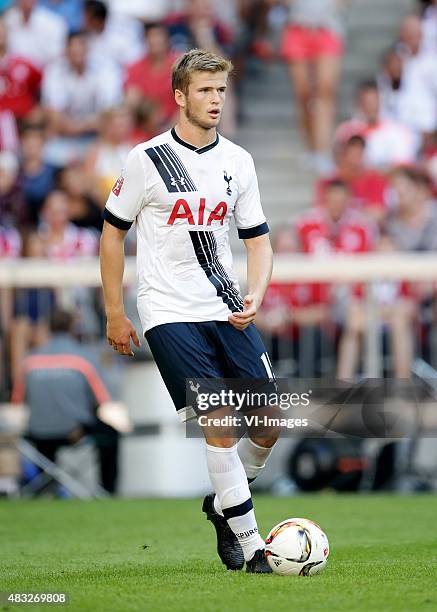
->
[171,127,219,154]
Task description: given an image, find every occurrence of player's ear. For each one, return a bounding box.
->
[174,89,186,109]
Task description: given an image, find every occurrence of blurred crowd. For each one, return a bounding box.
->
[1,0,437,391]
[257,0,437,380]
[0,0,277,394]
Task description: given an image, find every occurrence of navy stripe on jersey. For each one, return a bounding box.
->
[162,144,197,191]
[145,145,197,193]
[189,230,244,313]
[237,222,269,240]
[201,231,244,313]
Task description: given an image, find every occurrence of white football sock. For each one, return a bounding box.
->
[206,444,265,561]
[213,437,277,516]
[238,436,276,481]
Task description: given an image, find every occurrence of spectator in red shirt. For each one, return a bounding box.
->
[336,231,416,380]
[0,17,42,120]
[337,168,418,379]
[256,227,331,375]
[38,190,99,260]
[315,135,390,224]
[125,23,179,130]
[257,228,330,337]
[297,179,375,256]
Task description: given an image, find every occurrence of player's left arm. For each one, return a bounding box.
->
[230,151,272,330]
[228,233,273,331]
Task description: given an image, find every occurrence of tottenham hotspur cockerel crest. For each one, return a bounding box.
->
[223,170,233,196]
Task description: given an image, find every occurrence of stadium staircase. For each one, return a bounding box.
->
[233,0,414,249]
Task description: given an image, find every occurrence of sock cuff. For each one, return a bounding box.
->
[206,443,238,454]
[246,437,272,451]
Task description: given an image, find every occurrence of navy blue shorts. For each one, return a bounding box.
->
[145,321,275,421]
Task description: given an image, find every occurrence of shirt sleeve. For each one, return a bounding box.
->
[233,153,269,239]
[103,146,147,230]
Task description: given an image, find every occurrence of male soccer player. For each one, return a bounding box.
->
[100,49,279,573]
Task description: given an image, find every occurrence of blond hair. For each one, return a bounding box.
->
[172,49,233,94]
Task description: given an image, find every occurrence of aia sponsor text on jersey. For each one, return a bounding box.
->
[167,198,228,226]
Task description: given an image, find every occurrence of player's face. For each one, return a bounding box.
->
[183,71,227,130]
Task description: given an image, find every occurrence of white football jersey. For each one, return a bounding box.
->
[103,128,269,333]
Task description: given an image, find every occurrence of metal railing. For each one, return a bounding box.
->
[1,253,437,377]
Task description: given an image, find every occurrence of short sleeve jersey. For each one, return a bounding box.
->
[103,128,269,333]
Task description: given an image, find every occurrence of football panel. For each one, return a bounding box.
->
[266,552,302,576]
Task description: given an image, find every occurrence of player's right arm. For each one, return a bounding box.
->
[100,222,140,356]
[100,146,147,356]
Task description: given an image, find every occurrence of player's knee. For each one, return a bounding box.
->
[204,435,236,449]
[250,432,279,449]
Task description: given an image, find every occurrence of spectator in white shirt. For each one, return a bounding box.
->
[105,0,170,21]
[393,15,437,137]
[83,0,144,68]
[42,30,122,166]
[335,80,420,170]
[421,0,437,54]
[4,0,67,67]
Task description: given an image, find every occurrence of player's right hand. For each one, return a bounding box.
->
[106,313,140,357]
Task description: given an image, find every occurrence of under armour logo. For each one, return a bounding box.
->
[223,171,233,196]
[188,380,200,394]
[171,176,186,187]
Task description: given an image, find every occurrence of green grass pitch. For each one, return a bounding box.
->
[1,495,437,612]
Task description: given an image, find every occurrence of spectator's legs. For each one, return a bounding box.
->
[387,299,415,378]
[84,420,119,495]
[313,55,341,158]
[10,317,31,386]
[32,438,60,463]
[1,288,13,397]
[337,302,364,380]
[288,60,313,151]
[10,318,49,387]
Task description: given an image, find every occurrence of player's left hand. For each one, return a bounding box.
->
[228,294,258,331]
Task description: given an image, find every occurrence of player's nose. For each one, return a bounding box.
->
[210,90,221,104]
